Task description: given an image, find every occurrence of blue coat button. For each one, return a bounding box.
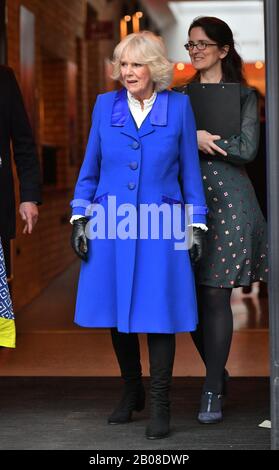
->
[132,141,140,149]
[129,161,138,170]
[128,182,136,190]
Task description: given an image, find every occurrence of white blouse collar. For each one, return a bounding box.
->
[127,90,157,110]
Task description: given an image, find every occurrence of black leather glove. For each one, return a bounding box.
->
[71,217,88,262]
[189,226,205,264]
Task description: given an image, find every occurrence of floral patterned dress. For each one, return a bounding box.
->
[0,238,15,347]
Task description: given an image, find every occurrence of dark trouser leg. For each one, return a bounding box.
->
[145,333,175,439]
[108,328,145,424]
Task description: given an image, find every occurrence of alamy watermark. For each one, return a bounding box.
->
[82,196,195,251]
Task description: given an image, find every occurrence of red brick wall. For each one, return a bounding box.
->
[77,38,90,164]
[6,0,121,310]
[87,41,100,117]
[41,58,69,188]
[7,0,87,310]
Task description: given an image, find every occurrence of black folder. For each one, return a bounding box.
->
[188,83,241,139]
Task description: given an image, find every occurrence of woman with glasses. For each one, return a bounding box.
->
[175,16,268,423]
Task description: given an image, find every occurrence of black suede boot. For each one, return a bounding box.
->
[108,380,145,424]
[108,328,145,424]
[145,333,175,439]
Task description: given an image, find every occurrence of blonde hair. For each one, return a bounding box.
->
[111,31,173,92]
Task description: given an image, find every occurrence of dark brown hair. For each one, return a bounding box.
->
[188,16,247,84]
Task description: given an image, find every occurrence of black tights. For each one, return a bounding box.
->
[191,285,233,394]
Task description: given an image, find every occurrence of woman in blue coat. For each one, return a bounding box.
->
[70,31,207,439]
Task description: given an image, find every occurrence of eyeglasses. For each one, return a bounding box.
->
[184,41,218,51]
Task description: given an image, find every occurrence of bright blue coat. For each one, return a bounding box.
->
[71,88,207,333]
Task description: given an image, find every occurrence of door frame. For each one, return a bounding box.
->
[264,0,279,450]
[0,0,6,64]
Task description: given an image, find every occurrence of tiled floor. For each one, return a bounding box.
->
[0,262,269,376]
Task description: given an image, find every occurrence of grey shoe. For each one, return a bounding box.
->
[198,392,223,424]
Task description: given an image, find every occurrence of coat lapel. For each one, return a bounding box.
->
[111,88,169,139]
[111,88,138,141]
[150,90,168,126]
[138,91,168,137]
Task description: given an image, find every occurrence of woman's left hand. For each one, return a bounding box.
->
[197,130,227,156]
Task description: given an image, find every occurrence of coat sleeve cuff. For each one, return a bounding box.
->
[20,190,42,205]
[71,207,86,216]
[70,198,92,216]
[189,205,208,215]
[192,214,207,224]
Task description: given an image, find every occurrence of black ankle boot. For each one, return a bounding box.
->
[198,391,223,424]
[145,404,170,439]
[108,382,145,424]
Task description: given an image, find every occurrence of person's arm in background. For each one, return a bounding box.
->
[9,68,42,234]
